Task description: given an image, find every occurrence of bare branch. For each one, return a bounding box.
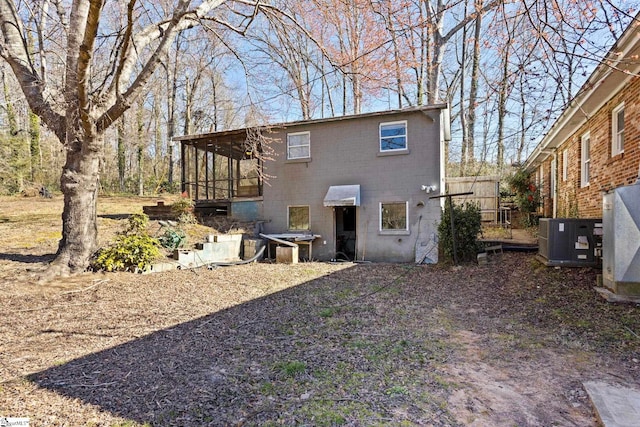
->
[77,0,105,135]
[95,0,228,130]
[0,0,65,140]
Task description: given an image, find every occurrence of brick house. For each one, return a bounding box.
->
[524,21,640,219]
[175,106,450,263]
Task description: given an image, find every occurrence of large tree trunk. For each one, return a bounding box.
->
[50,134,101,276]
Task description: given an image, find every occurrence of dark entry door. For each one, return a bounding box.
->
[335,206,357,261]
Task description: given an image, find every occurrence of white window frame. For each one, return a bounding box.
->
[562,149,568,182]
[581,133,590,187]
[379,121,408,152]
[288,205,310,231]
[539,164,544,192]
[612,103,624,156]
[287,131,310,160]
[379,201,409,233]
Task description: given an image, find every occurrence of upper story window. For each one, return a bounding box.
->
[581,133,590,187]
[287,132,310,160]
[288,205,310,231]
[562,149,568,182]
[612,103,624,156]
[379,121,407,152]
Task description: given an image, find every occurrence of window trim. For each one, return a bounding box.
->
[379,201,409,235]
[287,205,310,231]
[612,103,625,156]
[581,133,590,187]
[379,120,408,152]
[539,164,544,191]
[562,149,568,182]
[287,131,311,160]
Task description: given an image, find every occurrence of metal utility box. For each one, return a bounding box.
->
[538,218,602,267]
[602,182,640,296]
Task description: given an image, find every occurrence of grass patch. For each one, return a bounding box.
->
[275,360,306,378]
[319,307,340,318]
[386,385,409,396]
[300,399,375,427]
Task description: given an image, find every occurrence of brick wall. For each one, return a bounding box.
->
[547,76,640,219]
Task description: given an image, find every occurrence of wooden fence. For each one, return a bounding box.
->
[445,176,500,222]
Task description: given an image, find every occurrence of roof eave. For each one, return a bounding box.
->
[174,104,449,143]
[524,19,640,172]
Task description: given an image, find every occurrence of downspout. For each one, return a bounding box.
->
[552,150,558,219]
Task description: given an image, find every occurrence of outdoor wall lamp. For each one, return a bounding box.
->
[421,185,437,194]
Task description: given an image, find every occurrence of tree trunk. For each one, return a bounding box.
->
[137,102,145,196]
[466,8,482,173]
[51,134,101,276]
[29,110,41,182]
[459,3,468,177]
[117,117,126,192]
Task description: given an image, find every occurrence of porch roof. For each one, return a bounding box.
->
[175,128,253,161]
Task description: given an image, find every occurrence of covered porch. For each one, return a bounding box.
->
[175,129,264,216]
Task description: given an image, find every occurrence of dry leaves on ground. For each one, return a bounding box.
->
[0,196,639,426]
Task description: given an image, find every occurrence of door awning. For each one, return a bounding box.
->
[323,185,361,207]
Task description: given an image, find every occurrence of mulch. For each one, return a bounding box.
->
[1,251,639,426]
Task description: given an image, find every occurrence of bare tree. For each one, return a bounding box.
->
[0,0,269,276]
[249,13,316,119]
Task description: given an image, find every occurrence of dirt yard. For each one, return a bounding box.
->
[1,195,639,426]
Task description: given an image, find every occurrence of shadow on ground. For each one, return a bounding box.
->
[0,252,56,263]
[28,264,451,426]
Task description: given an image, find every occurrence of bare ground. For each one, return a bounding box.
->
[1,196,639,426]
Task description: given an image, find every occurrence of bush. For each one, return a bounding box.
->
[171,196,197,224]
[91,213,162,272]
[438,201,482,263]
[171,197,194,216]
[508,169,540,214]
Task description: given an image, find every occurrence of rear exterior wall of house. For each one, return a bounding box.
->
[537,76,640,219]
[261,109,446,262]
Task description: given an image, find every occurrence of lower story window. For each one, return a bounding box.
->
[288,206,310,231]
[380,202,408,231]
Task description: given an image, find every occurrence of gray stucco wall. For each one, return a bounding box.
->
[261,109,445,263]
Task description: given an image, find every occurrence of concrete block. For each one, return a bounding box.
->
[244,238,265,260]
[276,246,298,264]
[477,252,488,265]
[213,234,243,242]
[583,381,640,427]
[174,249,197,266]
[194,241,240,263]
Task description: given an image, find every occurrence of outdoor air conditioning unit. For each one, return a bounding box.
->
[602,181,640,296]
[537,218,602,267]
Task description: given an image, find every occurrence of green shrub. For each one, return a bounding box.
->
[171,197,194,216]
[171,197,197,224]
[508,169,540,214]
[91,213,162,272]
[438,201,482,263]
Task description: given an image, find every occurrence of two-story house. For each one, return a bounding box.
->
[175,105,450,263]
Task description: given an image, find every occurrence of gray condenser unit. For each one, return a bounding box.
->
[602,181,640,296]
[538,218,602,267]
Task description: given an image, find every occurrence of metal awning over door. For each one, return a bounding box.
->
[323,185,361,206]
